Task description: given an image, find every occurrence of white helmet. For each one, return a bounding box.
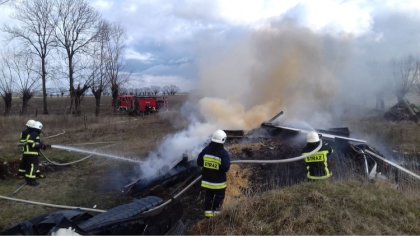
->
[26,119,36,128]
[34,121,43,130]
[211,129,227,144]
[307,131,320,143]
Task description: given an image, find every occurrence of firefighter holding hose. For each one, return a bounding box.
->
[302,131,334,180]
[21,121,49,186]
[17,120,36,178]
[197,129,231,217]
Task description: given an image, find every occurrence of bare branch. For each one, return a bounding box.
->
[392,55,418,102]
[4,0,56,114]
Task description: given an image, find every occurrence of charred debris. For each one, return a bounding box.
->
[384,99,420,122]
[2,111,416,235]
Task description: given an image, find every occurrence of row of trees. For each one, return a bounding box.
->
[0,0,126,116]
[392,55,420,102]
[120,85,180,96]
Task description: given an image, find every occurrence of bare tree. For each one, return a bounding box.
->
[161,85,168,95]
[106,23,127,111]
[10,51,39,114]
[0,0,9,5]
[53,0,99,115]
[58,87,66,97]
[150,85,161,96]
[4,0,55,114]
[90,20,111,116]
[392,56,418,102]
[0,54,14,115]
[162,85,179,96]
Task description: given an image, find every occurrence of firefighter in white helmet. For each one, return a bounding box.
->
[302,131,334,180]
[197,129,231,217]
[22,121,49,186]
[17,120,36,178]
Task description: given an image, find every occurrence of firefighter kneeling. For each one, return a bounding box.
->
[302,131,334,180]
[197,130,231,217]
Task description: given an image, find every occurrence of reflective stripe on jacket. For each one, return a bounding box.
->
[23,130,42,156]
[197,142,230,189]
[303,142,333,180]
[19,128,30,153]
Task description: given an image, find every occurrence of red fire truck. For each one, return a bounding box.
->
[114,95,168,114]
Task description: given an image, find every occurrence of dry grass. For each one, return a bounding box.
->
[189,111,420,235]
[1,95,419,234]
[190,180,420,235]
[0,95,188,231]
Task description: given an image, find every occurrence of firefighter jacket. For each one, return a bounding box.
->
[22,128,43,156]
[302,141,334,180]
[19,128,30,153]
[197,142,231,189]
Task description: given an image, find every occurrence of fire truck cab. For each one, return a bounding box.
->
[115,95,135,111]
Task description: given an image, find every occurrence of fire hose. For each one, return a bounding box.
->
[231,140,322,164]
[2,140,419,217]
[137,139,321,216]
[0,195,106,213]
[40,144,116,166]
[349,145,378,179]
[43,130,66,140]
[0,141,323,214]
[365,149,420,180]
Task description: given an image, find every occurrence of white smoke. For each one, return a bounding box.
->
[139,121,218,179]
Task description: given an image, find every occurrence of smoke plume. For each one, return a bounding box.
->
[137,22,347,179]
[196,22,344,129]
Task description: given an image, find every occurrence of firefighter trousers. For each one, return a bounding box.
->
[18,156,27,177]
[23,155,42,184]
[203,188,226,217]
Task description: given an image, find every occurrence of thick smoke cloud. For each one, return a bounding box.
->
[195,22,345,129]
[138,13,420,179]
[138,22,344,179]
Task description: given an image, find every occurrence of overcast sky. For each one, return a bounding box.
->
[2,0,420,92]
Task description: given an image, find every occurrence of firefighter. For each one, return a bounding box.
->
[197,129,230,217]
[302,131,334,180]
[23,121,48,186]
[17,120,36,178]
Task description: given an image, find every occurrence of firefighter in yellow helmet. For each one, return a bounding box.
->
[197,130,231,217]
[302,131,334,180]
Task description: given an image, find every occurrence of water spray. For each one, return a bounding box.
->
[51,145,143,164]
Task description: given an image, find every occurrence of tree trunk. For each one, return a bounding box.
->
[68,54,75,114]
[111,83,119,112]
[93,89,102,117]
[21,98,29,115]
[75,95,82,116]
[73,85,88,116]
[41,56,48,114]
[2,93,12,116]
[69,90,75,114]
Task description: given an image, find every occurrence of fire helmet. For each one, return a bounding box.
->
[26,119,36,128]
[211,129,227,144]
[306,131,320,143]
[34,121,43,130]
